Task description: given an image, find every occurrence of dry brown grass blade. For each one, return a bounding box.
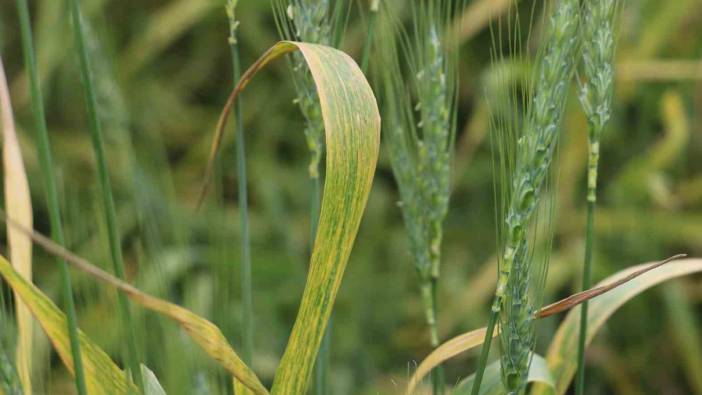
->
[0,56,34,395]
[0,210,269,395]
[406,327,499,395]
[536,254,686,318]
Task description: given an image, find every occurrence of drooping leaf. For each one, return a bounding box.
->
[0,217,268,395]
[532,258,702,395]
[0,56,34,395]
[197,40,380,395]
[452,355,553,395]
[406,327,499,395]
[0,255,137,395]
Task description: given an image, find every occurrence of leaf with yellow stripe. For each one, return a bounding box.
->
[197,40,380,395]
[0,255,137,395]
[0,214,268,395]
[0,56,34,395]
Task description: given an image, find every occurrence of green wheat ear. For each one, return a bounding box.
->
[376,0,463,392]
[475,1,581,394]
[273,0,349,179]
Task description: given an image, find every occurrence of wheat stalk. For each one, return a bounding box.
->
[377,0,461,392]
[473,1,581,393]
[575,1,617,394]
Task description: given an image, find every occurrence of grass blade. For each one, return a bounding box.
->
[224,2,254,393]
[531,258,702,395]
[13,1,88,393]
[267,42,379,395]
[0,255,138,395]
[66,0,141,386]
[0,56,33,395]
[407,327,499,395]
[195,40,379,394]
[0,213,269,395]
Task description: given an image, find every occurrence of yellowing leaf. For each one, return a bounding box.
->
[0,216,268,395]
[0,56,33,395]
[407,327,499,395]
[0,255,137,395]
[532,258,702,395]
[197,41,380,395]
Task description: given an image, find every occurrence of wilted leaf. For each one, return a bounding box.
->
[0,214,268,395]
[0,56,34,395]
[0,255,137,395]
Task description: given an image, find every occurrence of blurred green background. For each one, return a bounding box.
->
[1,0,702,394]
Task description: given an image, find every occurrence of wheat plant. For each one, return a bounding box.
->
[376,0,461,392]
[575,1,617,394]
[472,1,581,394]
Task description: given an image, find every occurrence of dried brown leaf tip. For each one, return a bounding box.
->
[536,254,687,319]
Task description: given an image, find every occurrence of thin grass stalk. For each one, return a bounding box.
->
[473,1,580,394]
[66,0,142,388]
[14,1,88,394]
[225,0,254,368]
[360,0,380,74]
[575,1,616,394]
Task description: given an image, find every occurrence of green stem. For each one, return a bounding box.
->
[67,0,142,388]
[576,140,599,395]
[311,175,330,395]
[360,0,379,74]
[228,20,254,366]
[15,1,88,394]
[429,278,444,395]
[471,297,499,395]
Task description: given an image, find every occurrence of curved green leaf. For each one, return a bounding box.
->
[0,255,137,395]
[532,258,702,395]
[198,40,380,394]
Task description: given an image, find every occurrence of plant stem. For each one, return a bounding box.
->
[226,4,254,367]
[311,175,330,395]
[429,278,444,395]
[576,142,599,395]
[67,0,141,388]
[360,0,379,74]
[471,297,499,395]
[15,1,88,394]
